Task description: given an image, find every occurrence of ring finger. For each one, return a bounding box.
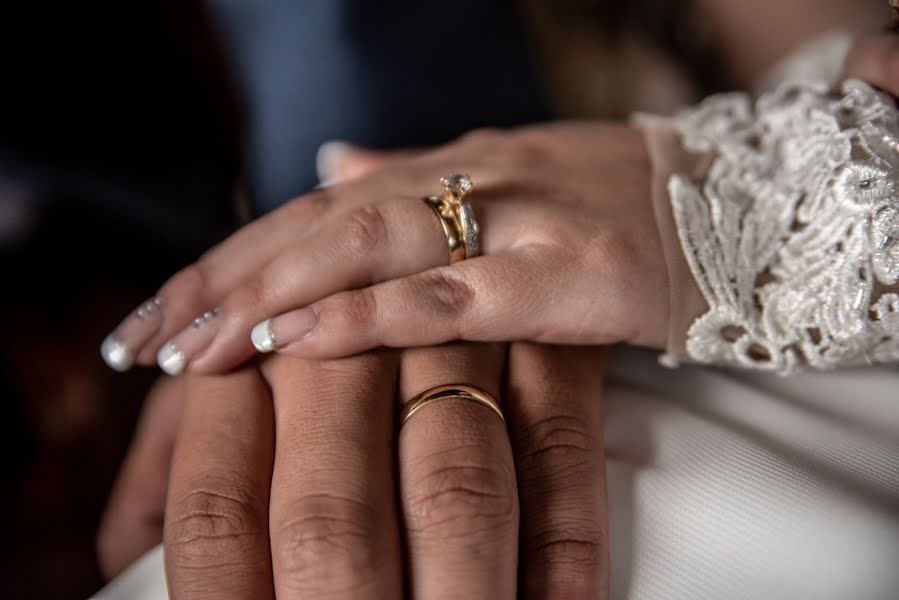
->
[398,343,518,599]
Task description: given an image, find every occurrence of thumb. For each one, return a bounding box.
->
[315,141,419,185]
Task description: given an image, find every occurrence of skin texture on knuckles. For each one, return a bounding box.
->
[99,343,612,598]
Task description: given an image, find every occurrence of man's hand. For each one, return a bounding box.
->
[98,344,609,598]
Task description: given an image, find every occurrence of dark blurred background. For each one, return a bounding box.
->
[0,0,718,596]
[0,2,241,597]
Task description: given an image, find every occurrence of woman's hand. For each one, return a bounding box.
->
[98,343,610,598]
[100,123,666,375]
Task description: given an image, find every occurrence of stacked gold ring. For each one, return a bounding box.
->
[399,384,503,428]
[423,174,480,264]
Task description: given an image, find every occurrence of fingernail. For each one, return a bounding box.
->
[100,335,133,372]
[156,308,222,375]
[250,307,318,353]
[101,296,164,371]
[157,342,186,376]
[315,140,353,185]
[250,319,277,353]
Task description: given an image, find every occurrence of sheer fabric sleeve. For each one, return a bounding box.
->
[634,60,899,374]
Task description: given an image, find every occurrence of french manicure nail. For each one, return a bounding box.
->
[251,319,277,353]
[250,307,318,354]
[157,342,186,376]
[101,296,164,371]
[315,140,352,185]
[101,335,133,372]
[156,308,222,375]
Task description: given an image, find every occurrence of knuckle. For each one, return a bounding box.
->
[497,131,551,168]
[527,525,607,573]
[309,354,384,394]
[164,487,265,568]
[588,228,641,280]
[412,269,474,323]
[340,205,389,255]
[327,287,377,333]
[221,278,265,327]
[515,414,595,478]
[529,217,576,248]
[406,460,517,537]
[284,189,332,220]
[272,493,380,592]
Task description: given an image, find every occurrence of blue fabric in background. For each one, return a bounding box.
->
[205,0,549,213]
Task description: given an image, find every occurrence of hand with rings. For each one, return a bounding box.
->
[100,123,667,375]
[98,343,610,598]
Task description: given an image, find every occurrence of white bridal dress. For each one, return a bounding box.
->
[93,33,899,600]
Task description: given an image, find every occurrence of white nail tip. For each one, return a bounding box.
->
[157,343,186,376]
[101,335,134,372]
[251,320,276,353]
[315,140,351,184]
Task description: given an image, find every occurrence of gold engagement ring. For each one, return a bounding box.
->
[423,174,480,264]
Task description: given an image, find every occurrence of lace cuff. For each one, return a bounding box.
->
[638,79,899,373]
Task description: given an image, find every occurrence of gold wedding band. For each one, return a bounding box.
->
[399,384,504,428]
[423,174,480,265]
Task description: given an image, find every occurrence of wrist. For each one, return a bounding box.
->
[629,118,708,359]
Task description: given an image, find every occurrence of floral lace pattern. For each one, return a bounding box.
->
[665,80,899,373]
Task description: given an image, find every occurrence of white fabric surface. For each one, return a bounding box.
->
[606,349,899,600]
[91,349,899,600]
[91,546,167,600]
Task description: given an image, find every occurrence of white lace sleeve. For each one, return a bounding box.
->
[654,79,899,373]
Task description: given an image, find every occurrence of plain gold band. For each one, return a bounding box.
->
[400,384,504,428]
[423,196,467,264]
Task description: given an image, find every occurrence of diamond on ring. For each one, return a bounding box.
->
[424,174,480,264]
[441,174,474,197]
